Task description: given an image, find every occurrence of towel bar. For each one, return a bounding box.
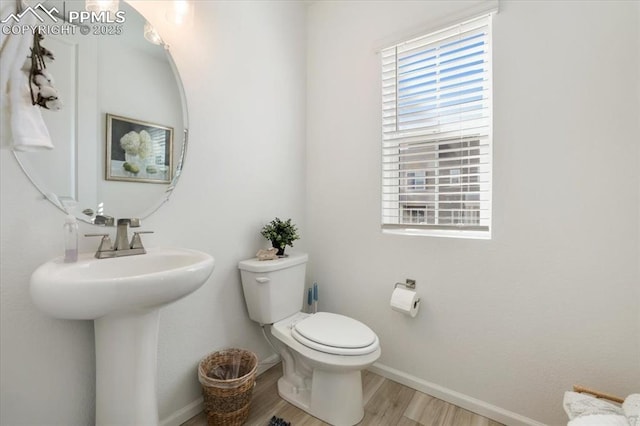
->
[573,385,624,404]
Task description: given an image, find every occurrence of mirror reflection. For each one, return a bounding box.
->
[12,0,187,223]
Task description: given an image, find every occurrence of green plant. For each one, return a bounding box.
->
[261,217,300,253]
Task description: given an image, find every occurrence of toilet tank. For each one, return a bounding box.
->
[238,252,308,324]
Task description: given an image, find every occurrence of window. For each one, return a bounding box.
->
[381,14,493,238]
[406,171,426,191]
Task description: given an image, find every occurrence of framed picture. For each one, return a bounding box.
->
[105,113,174,184]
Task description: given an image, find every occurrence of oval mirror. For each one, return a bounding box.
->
[11,0,187,223]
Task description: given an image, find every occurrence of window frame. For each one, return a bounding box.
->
[380,13,494,240]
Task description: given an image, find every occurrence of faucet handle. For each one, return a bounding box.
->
[130,231,153,250]
[85,233,113,254]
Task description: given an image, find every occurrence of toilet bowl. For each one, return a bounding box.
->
[238,253,381,425]
[270,312,381,425]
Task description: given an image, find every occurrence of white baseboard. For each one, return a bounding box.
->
[368,362,547,426]
[160,353,281,426]
[257,353,282,375]
[162,357,542,426]
[159,397,203,426]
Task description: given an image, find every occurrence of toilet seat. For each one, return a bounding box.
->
[291,312,379,356]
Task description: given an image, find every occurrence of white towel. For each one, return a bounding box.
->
[568,414,630,426]
[563,391,624,419]
[624,394,640,426]
[0,0,54,151]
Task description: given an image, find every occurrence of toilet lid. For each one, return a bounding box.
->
[292,312,378,355]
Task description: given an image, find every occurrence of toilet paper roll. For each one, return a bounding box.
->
[390,287,420,318]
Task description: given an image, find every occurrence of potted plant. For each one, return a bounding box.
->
[261,217,300,256]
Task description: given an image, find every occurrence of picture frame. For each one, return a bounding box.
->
[105,113,174,184]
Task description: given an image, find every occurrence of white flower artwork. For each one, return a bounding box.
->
[106,114,174,183]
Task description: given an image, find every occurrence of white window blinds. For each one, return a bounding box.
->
[381,14,493,237]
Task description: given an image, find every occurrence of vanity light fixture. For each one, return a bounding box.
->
[165,0,193,26]
[143,22,163,46]
[85,0,119,15]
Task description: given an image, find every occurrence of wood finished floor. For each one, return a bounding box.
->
[182,364,504,426]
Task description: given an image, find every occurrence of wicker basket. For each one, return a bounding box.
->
[198,348,258,426]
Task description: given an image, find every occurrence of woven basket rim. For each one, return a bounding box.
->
[198,348,258,387]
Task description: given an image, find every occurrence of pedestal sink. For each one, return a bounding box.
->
[30,247,215,426]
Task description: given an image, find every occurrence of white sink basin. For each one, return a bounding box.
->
[30,247,215,319]
[29,247,214,425]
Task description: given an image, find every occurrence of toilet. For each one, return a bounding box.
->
[238,252,381,426]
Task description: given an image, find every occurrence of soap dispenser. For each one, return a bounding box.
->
[63,214,78,263]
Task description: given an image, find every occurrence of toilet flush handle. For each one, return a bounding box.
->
[255,277,270,284]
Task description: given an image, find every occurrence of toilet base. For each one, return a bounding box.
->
[277,369,364,426]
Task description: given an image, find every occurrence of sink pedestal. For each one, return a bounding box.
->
[30,247,215,425]
[95,310,160,425]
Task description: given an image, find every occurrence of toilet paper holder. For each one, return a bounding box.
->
[394,278,416,290]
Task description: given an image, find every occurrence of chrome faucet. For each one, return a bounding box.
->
[86,217,154,259]
[115,218,139,250]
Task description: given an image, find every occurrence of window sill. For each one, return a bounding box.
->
[381,227,491,240]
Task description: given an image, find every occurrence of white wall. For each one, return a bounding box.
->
[306,1,640,425]
[0,1,307,424]
[2,1,638,425]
